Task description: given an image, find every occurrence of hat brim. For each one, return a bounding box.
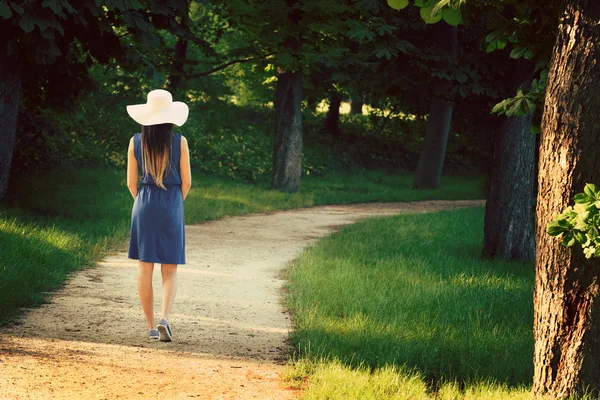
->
[126,101,189,127]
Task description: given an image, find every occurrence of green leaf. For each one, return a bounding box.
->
[556,217,572,229]
[524,48,535,60]
[414,0,428,6]
[61,0,76,14]
[455,70,467,84]
[574,230,587,244]
[19,12,36,33]
[420,6,441,24]
[441,8,462,26]
[584,246,596,258]
[42,0,66,18]
[510,46,527,59]
[0,2,13,18]
[10,2,25,15]
[562,232,575,247]
[387,0,409,10]
[584,183,597,199]
[547,222,567,236]
[574,193,590,204]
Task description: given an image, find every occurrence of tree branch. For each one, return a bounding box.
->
[187,53,275,78]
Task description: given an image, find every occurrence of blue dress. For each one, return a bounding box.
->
[128,132,186,264]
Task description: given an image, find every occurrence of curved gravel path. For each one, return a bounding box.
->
[0,199,485,400]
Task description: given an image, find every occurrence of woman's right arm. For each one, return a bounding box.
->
[180,135,192,201]
[127,137,138,199]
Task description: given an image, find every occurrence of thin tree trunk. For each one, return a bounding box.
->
[0,57,22,201]
[165,0,189,92]
[413,23,457,189]
[271,68,303,192]
[323,89,342,135]
[350,93,363,115]
[165,37,188,92]
[482,59,536,261]
[306,96,319,113]
[533,1,600,397]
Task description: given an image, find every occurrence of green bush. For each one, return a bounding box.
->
[12,91,488,183]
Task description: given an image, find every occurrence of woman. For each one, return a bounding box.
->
[125,89,192,342]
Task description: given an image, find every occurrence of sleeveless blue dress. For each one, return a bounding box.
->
[128,132,186,264]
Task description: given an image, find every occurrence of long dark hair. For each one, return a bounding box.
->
[140,123,174,189]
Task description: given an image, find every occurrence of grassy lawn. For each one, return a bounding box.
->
[283,207,535,399]
[0,165,483,324]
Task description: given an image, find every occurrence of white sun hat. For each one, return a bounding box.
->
[126,89,189,127]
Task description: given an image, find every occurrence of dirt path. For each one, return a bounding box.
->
[0,199,485,400]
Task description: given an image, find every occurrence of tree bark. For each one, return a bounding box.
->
[533,1,600,397]
[323,89,342,135]
[482,59,536,262]
[413,23,457,189]
[0,56,22,201]
[271,68,303,192]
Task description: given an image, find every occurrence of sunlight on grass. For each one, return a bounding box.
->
[1,165,483,326]
[284,207,534,399]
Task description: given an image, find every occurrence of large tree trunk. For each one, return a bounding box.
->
[482,59,536,261]
[413,23,457,189]
[271,68,303,192]
[0,57,22,201]
[533,1,600,397]
[323,89,342,135]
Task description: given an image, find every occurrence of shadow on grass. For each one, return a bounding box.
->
[286,207,534,388]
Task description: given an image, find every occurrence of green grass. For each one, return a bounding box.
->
[283,207,535,399]
[0,165,483,325]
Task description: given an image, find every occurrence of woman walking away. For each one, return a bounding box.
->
[125,89,192,342]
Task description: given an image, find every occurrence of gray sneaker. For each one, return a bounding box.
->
[157,318,172,342]
[148,328,159,339]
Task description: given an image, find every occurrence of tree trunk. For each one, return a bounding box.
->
[482,59,536,261]
[323,89,342,135]
[271,68,303,192]
[413,23,457,189]
[350,93,363,115]
[533,1,600,397]
[0,56,22,201]
[165,0,189,93]
[165,36,188,92]
[306,96,319,113]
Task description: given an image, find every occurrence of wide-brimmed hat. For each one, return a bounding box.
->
[126,89,189,127]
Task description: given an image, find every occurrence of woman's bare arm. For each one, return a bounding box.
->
[180,135,192,201]
[127,137,138,199]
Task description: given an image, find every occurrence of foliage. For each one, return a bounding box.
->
[491,70,547,118]
[0,0,189,109]
[546,183,600,259]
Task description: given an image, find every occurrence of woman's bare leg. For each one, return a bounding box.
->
[160,264,178,322]
[137,261,155,330]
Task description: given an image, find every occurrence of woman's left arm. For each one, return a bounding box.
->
[127,137,138,199]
